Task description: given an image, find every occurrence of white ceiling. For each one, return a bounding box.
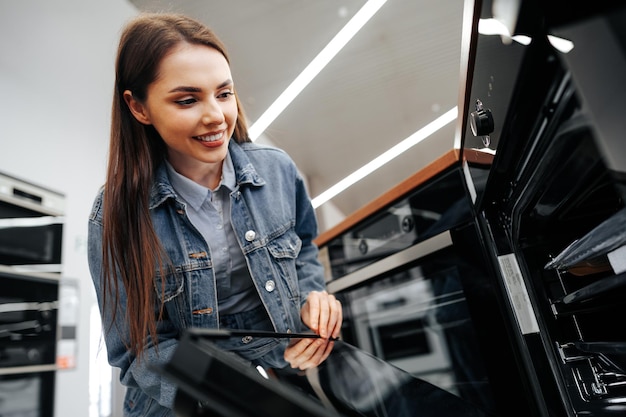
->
[129,0,466,230]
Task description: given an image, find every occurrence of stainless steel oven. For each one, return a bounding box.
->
[0,171,63,417]
[0,172,65,274]
[0,266,59,417]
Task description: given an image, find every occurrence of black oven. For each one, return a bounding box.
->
[464,0,626,416]
[320,166,534,416]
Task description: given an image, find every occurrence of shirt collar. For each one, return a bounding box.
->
[164,151,236,211]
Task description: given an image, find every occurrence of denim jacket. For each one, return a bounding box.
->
[88,140,326,416]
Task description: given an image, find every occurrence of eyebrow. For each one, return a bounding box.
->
[168,79,233,93]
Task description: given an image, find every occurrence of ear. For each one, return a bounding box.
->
[123,90,152,125]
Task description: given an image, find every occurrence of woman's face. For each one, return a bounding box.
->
[125,42,238,183]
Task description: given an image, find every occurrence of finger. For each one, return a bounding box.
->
[306,291,322,332]
[318,293,340,339]
[284,338,317,367]
[317,292,330,338]
[307,339,335,369]
[297,339,331,370]
[286,338,322,369]
[330,297,343,339]
[317,340,335,365]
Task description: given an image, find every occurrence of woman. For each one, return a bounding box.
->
[88,12,342,416]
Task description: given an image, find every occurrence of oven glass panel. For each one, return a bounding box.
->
[335,247,496,414]
[0,373,41,417]
[0,201,63,271]
[0,272,58,368]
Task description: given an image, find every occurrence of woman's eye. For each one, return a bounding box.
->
[218,91,234,100]
[175,98,197,106]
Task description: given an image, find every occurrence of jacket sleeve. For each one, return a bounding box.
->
[87,198,179,409]
[293,172,327,305]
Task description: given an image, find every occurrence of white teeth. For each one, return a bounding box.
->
[196,132,223,142]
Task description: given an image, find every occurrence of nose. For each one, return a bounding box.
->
[201,98,225,125]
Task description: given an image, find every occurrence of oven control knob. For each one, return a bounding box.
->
[401,216,414,233]
[470,99,494,136]
[358,239,368,255]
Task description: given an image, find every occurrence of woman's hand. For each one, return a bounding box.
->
[284,290,342,370]
[301,290,342,340]
[284,337,334,370]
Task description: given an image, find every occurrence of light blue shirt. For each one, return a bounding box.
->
[165,154,260,314]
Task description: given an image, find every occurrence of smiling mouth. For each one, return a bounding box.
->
[194,132,223,142]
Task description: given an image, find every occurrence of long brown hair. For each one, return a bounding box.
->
[102,12,251,359]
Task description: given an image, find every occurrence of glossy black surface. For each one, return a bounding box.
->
[0,271,58,368]
[319,162,530,415]
[0,201,64,268]
[472,1,626,415]
[333,244,497,413]
[324,168,472,279]
[160,332,493,417]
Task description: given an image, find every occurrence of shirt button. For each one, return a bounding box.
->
[241,336,253,344]
[265,280,275,292]
[245,230,256,241]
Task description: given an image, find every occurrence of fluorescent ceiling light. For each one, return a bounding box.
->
[248,0,388,141]
[311,107,458,208]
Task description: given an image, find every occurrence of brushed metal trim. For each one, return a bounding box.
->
[327,231,453,293]
[0,364,57,375]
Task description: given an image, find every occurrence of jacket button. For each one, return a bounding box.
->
[265,280,275,292]
[244,230,256,241]
[241,336,253,344]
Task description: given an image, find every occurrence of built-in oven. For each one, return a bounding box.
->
[0,171,63,417]
[463,1,626,416]
[318,163,535,416]
[0,266,59,417]
[0,266,59,369]
[0,172,65,274]
[0,371,55,417]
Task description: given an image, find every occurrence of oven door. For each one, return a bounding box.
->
[0,172,65,274]
[0,372,55,417]
[327,225,529,416]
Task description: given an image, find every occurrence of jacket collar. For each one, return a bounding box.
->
[228,140,266,187]
[149,140,265,208]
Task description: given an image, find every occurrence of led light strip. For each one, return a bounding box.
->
[311,107,458,208]
[248,0,388,141]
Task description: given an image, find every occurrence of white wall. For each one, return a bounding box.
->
[0,1,137,416]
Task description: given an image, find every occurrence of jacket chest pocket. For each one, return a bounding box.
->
[266,230,302,297]
[154,268,184,302]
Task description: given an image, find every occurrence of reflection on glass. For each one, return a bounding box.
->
[311,341,491,417]
[325,169,471,278]
[161,332,494,417]
[335,251,496,414]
